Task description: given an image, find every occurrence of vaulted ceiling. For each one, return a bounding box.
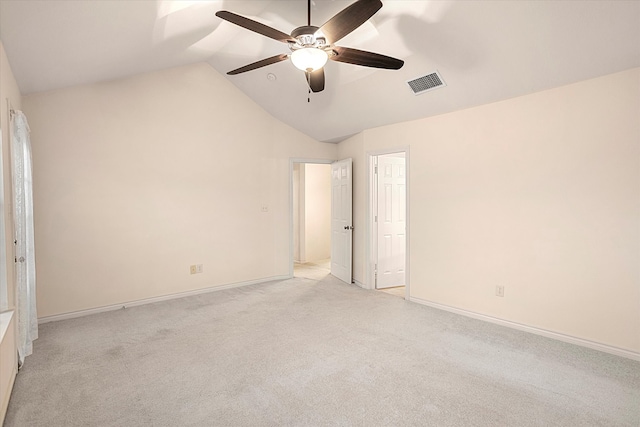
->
[1,0,639,142]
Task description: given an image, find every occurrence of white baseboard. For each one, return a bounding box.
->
[410,296,640,362]
[38,275,290,324]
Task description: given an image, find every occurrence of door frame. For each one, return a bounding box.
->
[288,158,334,278]
[366,147,410,299]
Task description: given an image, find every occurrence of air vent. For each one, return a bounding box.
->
[407,71,446,95]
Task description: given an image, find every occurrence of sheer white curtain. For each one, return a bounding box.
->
[11,110,37,366]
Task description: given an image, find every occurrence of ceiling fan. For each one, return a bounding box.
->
[215,0,404,93]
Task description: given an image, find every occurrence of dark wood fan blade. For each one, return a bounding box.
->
[228,54,289,75]
[306,68,325,92]
[330,46,404,69]
[216,11,296,43]
[318,0,382,44]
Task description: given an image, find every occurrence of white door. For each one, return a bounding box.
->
[376,155,406,289]
[331,158,352,284]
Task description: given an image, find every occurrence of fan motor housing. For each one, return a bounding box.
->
[291,26,327,49]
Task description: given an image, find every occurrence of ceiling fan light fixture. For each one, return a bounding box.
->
[290,48,328,72]
[217,0,402,92]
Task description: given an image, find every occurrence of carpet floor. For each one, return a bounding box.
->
[5,274,640,426]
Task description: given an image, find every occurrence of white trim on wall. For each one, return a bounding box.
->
[38,275,289,324]
[411,296,640,362]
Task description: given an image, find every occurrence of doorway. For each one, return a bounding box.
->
[368,150,409,299]
[292,162,332,280]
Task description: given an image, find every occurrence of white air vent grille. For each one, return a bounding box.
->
[407,71,446,95]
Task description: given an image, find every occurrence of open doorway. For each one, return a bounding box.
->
[368,150,409,299]
[292,162,332,280]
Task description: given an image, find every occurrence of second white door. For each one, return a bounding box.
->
[376,154,406,289]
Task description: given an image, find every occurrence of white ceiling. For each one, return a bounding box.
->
[1,0,639,142]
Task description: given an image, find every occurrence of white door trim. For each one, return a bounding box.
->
[288,158,334,278]
[366,147,410,300]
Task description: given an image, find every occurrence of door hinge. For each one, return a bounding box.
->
[374,215,377,222]
[374,166,378,174]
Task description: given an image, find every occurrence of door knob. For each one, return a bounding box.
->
[343,225,354,230]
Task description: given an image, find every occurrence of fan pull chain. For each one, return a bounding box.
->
[308,89,311,103]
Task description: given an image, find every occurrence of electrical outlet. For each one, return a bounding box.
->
[496,285,505,297]
[190,265,197,275]
[261,205,269,212]
[196,264,203,274]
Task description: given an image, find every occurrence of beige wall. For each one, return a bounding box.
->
[0,41,21,310]
[303,163,331,262]
[340,68,640,353]
[293,163,331,263]
[23,63,337,317]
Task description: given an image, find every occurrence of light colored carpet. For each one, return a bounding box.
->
[378,286,406,298]
[5,274,640,426]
